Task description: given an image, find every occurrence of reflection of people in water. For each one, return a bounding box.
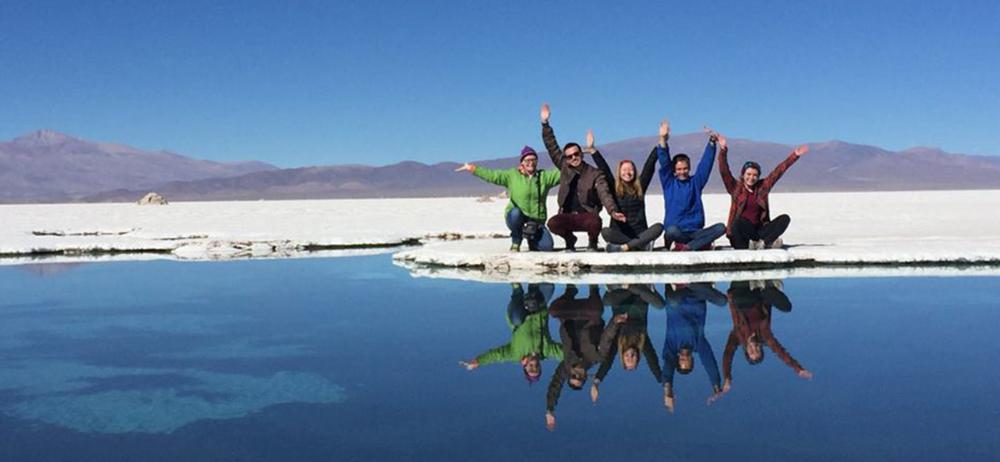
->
[590,284,665,404]
[722,280,813,395]
[545,284,624,430]
[460,283,562,383]
[661,283,728,412]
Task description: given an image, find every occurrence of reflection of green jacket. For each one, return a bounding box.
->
[473,167,560,221]
[475,311,563,365]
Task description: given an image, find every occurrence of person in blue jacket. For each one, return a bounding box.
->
[660,282,728,412]
[656,120,727,251]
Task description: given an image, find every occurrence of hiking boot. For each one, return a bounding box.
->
[606,243,623,253]
[564,246,577,252]
[588,239,600,252]
[673,243,689,251]
[768,237,784,249]
[749,240,764,250]
[510,243,521,252]
[698,243,714,251]
[645,241,655,251]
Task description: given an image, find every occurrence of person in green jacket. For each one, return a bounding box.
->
[459,283,563,384]
[456,146,561,251]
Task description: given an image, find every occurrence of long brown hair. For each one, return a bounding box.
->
[615,160,643,198]
[618,332,646,370]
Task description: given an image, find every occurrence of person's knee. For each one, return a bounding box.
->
[664,225,683,239]
[649,223,664,235]
[600,228,614,242]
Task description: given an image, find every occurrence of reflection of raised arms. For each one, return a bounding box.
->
[760,313,812,379]
[686,282,727,307]
[590,310,628,403]
[545,361,568,431]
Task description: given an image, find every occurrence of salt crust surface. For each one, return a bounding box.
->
[3,191,999,277]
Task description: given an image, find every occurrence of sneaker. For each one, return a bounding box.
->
[768,237,783,249]
[510,243,521,252]
[588,239,600,252]
[749,240,764,250]
[673,243,689,252]
[698,243,714,251]
[606,243,623,253]
[645,241,655,251]
[564,246,576,253]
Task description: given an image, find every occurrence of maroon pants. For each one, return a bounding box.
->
[547,212,602,248]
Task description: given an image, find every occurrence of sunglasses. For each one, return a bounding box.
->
[565,152,582,159]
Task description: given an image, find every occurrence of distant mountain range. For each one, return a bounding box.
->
[3,129,999,203]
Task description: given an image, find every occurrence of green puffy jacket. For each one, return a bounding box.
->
[475,310,563,365]
[473,167,561,221]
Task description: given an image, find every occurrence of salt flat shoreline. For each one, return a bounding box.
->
[3,191,999,278]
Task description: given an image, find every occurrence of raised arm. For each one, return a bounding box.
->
[721,330,739,388]
[717,135,738,194]
[693,138,718,188]
[540,103,564,168]
[459,164,511,188]
[639,145,658,191]
[591,149,616,192]
[761,145,807,191]
[656,119,674,186]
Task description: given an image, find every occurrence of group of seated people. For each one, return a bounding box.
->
[457,104,810,252]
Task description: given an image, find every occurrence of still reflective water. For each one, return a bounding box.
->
[0,256,998,461]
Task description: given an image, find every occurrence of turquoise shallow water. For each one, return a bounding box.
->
[0,256,998,461]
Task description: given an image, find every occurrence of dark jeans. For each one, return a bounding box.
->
[506,207,554,251]
[601,223,664,250]
[547,212,602,249]
[728,214,790,249]
[663,223,726,250]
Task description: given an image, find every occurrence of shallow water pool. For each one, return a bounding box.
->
[0,256,997,461]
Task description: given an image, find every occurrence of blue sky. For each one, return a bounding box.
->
[1,0,997,167]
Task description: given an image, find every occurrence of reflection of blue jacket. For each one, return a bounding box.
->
[657,142,717,232]
[661,297,721,389]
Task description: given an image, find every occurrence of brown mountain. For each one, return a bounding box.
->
[6,129,1000,203]
[0,130,277,202]
[85,133,1000,202]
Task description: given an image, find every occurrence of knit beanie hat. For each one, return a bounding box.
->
[520,146,538,161]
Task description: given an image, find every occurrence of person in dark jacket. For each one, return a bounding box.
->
[589,127,664,252]
[661,282,728,412]
[544,284,624,431]
[589,284,665,404]
[460,283,562,384]
[540,103,624,251]
[721,280,812,396]
[657,121,727,251]
[717,134,810,249]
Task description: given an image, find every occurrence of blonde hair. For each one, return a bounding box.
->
[615,160,643,198]
[618,332,646,370]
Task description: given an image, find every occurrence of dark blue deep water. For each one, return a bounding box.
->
[0,255,998,461]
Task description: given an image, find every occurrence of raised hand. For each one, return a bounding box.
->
[545,412,556,431]
[586,129,595,150]
[664,393,675,413]
[458,360,479,370]
[718,134,728,150]
[794,145,809,157]
[455,163,476,173]
[659,119,670,140]
[722,378,732,393]
[590,383,600,403]
[798,369,814,379]
[540,103,551,124]
[704,126,719,144]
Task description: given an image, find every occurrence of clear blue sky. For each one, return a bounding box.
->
[2,0,998,167]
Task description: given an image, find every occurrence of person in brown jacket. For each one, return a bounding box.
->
[717,134,810,249]
[540,103,624,251]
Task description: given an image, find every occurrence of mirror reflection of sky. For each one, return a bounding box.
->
[1,256,998,461]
